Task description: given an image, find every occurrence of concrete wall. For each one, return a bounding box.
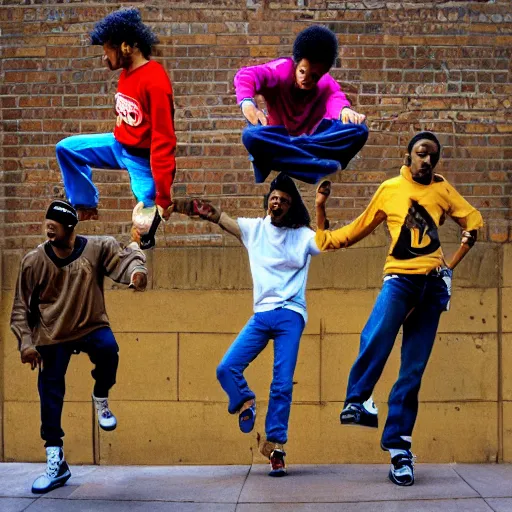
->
[1,225,510,465]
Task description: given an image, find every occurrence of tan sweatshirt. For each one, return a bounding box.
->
[11,236,147,351]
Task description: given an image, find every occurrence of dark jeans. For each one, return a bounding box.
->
[345,273,450,450]
[241,119,369,183]
[37,327,119,448]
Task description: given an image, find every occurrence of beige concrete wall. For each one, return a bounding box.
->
[0,240,509,465]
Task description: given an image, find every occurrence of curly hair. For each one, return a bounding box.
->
[90,8,158,59]
[292,25,338,70]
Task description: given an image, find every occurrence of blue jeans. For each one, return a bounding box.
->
[241,119,369,183]
[216,308,305,444]
[345,273,450,450]
[36,327,119,448]
[56,133,155,208]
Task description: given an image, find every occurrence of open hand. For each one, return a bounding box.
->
[241,101,268,126]
[21,347,41,370]
[340,107,366,125]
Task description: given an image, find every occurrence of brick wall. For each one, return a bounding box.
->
[1,0,511,250]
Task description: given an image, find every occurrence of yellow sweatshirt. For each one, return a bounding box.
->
[316,166,484,275]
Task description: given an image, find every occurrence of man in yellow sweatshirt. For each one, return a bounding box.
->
[315,132,483,487]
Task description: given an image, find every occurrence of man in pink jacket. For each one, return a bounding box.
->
[234,25,368,183]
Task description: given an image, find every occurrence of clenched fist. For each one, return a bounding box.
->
[130,271,148,291]
[21,347,41,370]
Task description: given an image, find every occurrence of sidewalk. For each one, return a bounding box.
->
[1,462,511,511]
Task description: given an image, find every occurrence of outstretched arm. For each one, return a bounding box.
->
[175,198,242,240]
[315,184,387,251]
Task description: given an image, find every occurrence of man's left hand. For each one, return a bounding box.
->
[340,108,366,125]
[158,205,173,221]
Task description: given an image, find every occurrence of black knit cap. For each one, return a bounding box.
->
[407,131,441,155]
[267,173,310,228]
[46,200,79,228]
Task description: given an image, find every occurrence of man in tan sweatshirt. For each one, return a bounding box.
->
[10,200,147,494]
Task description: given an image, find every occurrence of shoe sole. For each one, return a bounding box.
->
[388,470,414,486]
[32,471,71,494]
[340,411,378,429]
[99,423,117,432]
[268,469,287,477]
[239,408,256,434]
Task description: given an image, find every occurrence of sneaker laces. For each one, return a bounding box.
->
[46,448,61,478]
[95,398,113,419]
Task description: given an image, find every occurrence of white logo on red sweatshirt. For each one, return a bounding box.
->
[115,93,143,127]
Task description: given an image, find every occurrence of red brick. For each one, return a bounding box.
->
[0,4,510,248]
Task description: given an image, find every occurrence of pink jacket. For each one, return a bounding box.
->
[234,57,350,136]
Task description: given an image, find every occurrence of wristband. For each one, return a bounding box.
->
[240,98,256,109]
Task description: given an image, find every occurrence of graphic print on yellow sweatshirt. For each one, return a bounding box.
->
[315,166,484,274]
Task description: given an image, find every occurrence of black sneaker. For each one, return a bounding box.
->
[268,449,287,477]
[340,398,378,428]
[389,451,415,486]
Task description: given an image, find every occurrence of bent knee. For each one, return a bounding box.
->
[241,126,264,150]
[216,363,229,381]
[56,137,76,157]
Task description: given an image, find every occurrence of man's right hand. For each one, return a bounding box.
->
[315,180,331,207]
[196,200,221,223]
[241,100,268,126]
[21,347,41,371]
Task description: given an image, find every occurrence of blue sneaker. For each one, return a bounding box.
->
[238,400,256,433]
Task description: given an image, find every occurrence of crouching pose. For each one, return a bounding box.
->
[315,132,483,486]
[11,200,147,494]
[178,174,320,476]
[234,24,368,184]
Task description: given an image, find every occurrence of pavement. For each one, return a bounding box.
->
[1,462,512,511]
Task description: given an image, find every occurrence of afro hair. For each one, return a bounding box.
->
[292,25,338,70]
[90,8,158,59]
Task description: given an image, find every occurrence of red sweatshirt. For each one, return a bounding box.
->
[114,60,176,210]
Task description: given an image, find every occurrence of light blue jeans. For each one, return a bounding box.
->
[216,308,305,444]
[56,133,155,208]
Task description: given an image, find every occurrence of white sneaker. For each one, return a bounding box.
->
[92,394,117,431]
[32,447,71,494]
